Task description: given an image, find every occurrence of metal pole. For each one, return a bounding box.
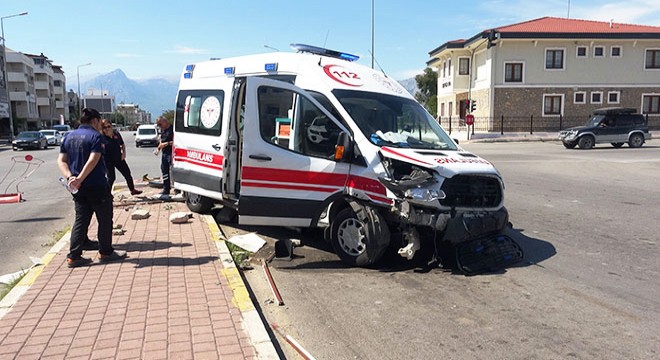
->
[371,0,374,69]
[76,62,91,118]
[1,11,28,141]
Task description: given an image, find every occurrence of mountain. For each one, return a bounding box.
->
[71,69,178,116]
[398,78,419,97]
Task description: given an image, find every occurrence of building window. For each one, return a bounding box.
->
[611,46,622,57]
[504,62,523,82]
[440,103,445,117]
[449,102,453,116]
[543,95,562,115]
[545,49,564,69]
[591,92,603,104]
[608,91,620,104]
[442,61,447,78]
[458,58,470,75]
[642,95,660,114]
[593,46,605,57]
[574,92,586,104]
[576,46,588,57]
[448,59,452,76]
[645,49,660,69]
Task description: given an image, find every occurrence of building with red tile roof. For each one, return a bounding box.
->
[427,17,660,132]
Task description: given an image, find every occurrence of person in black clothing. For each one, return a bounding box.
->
[57,108,127,268]
[156,116,173,199]
[100,119,142,195]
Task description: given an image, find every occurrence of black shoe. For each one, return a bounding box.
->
[99,250,128,263]
[82,240,100,251]
[67,257,92,268]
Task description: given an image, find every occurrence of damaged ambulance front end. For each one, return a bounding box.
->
[331,89,521,273]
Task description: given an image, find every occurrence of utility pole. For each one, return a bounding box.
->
[76,62,91,118]
[1,11,28,141]
[371,0,375,69]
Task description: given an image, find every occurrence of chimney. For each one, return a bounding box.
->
[610,19,614,28]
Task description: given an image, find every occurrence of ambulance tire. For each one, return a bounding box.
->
[185,192,213,214]
[331,206,390,267]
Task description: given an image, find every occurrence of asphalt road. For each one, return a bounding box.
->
[234,140,660,360]
[0,131,162,280]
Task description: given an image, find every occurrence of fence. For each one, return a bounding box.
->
[439,114,660,135]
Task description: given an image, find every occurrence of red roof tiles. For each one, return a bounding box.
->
[495,16,660,34]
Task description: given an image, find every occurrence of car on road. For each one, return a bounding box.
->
[135,124,159,147]
[39,129,63,146]
[558,107,651,149]
[12,131,48,150]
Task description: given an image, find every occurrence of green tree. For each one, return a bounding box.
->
[161,110,174,124]
[414,67,438,116]
[109,112,125,126]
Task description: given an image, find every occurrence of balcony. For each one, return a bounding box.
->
[9,91,29,102]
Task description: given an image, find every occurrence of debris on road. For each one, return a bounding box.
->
[130,208,150,220]
[271,323,316,360]
[227,232,266,253]
[169,212,193,224]
[263,259,284,306]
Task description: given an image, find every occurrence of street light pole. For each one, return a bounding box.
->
[1,11,28,142]
[76,62,91,118]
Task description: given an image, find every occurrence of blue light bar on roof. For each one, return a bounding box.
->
[265,63,278,71]
[185,64,195,71]
[184,72,192,79]
[224,67,235,75]
[290,43,360,62]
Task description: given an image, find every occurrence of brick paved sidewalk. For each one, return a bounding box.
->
[0,190,273,359]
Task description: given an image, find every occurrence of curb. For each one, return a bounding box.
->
[203,215,280,360]
[0,231,70,320]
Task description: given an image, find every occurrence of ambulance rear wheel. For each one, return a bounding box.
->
[185,192,213,214]
[331,206,390,267]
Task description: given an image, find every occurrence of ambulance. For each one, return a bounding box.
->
[173,44,516,268]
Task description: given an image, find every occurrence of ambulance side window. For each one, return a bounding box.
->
[258,86,341,159]
[175,90,224,136]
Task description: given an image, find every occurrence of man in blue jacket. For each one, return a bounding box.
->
[57,108,127,268]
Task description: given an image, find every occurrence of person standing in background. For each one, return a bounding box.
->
[156,116,173,199]
[100,119,142,195]
[57,108,127,268]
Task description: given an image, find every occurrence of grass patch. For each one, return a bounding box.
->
[225,241,253,269]
[0,271,26,301]
[42,226,71,247]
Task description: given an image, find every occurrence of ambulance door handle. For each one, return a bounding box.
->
[212,144,222,151]
[249,154,272,161]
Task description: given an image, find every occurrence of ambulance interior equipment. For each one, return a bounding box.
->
[172,44,522,272]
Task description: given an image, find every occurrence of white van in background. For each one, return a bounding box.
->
[171,44,520,270]
[135,124,159,147]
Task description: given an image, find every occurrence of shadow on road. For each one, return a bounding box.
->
[214,211,556,276]
[0,216,64,223]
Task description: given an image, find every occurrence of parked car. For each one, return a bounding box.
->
[12,131,48,151]
[39,129,63,146]
[135,124,159,147]
[558,107,652,149]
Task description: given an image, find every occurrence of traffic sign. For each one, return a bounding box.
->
[465,114,474,126]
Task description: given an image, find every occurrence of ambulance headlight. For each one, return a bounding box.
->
[404,188,446,201]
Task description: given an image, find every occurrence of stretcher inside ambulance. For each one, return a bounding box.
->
[172,44,511,267]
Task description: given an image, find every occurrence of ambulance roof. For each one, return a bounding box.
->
[179,45,413,99]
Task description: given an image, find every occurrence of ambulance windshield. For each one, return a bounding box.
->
[333,90,457,150]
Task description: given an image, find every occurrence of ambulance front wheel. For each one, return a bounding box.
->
[185,192,213,214]
[330,206,390,267]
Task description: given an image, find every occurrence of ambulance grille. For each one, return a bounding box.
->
[440,175,502,208]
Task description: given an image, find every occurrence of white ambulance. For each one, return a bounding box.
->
[173,44,514,268]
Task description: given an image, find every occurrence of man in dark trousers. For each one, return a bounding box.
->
[57,108,127,268]
[156,116,174,199]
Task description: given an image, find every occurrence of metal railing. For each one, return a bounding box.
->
[439,114,660,135]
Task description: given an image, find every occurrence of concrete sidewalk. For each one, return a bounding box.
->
[0,182,278,359]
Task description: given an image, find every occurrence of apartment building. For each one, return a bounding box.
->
[2,50,67,131]
[427,17,660,131]
[116,103,150,128]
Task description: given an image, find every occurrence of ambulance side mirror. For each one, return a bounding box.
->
[334,131,353,162]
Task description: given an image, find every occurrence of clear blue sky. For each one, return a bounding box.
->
[3,0,660,84]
